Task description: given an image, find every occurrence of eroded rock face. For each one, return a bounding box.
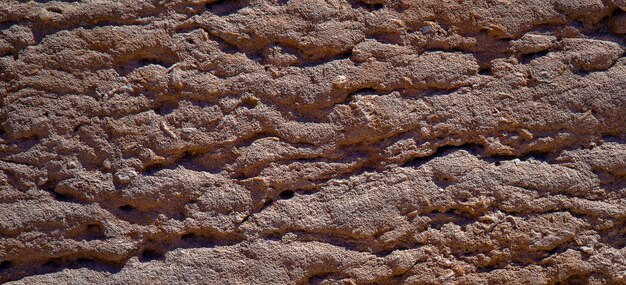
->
[0,0,625,284]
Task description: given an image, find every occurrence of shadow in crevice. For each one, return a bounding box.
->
[518,50,550,64]
[0,260,12,274]
[114,58,175,77]
[205,0,249,16]
[426,209,474,230]
[487,151,552,166]
[0,256,123,284]
[402,143,484,169]
[139,248,165,262]
[41,180,86,205]
[348,0,384,12]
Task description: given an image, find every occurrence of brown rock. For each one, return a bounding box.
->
[0,0,624,284]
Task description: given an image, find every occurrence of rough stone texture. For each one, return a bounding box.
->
[0,0,625,284]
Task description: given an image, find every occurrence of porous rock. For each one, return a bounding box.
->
[0,0,625,284]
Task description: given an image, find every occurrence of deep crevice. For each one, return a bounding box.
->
[119,204,136,212]
[42,181,81,204]
[402,143,484,169]
[278,190,295,200]
[205,0,248,16]
[114,58,174,77]
[518,50,550,64]
[0,260,12,272]
[349,0,384,12]
[487,151,552,165]
[0,257,123,284]
[139,248,165,262]
[84,223,106,241]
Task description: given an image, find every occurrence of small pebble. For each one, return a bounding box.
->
[115,170,138,185]
[440,270,455,279]
[181,128,197,134]
[66,161,78,169]
[580,246,594,254]
[38,10,54,21]
[160,121,178,139]
[421,26,432,33]
[478,215,498,223]
[37,177,48,186]
[102,159,112,170]
[169,69,184,89]
[332,75,348,89]
[242,95,260,106]
[519,129,533,140]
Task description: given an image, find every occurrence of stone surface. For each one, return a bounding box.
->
[0,0,625,284]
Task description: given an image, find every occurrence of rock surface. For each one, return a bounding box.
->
[0,0,625,284]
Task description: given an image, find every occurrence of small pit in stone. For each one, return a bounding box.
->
[144,163,165,175]
[43,258,61,268]
[119,204,136,212]
[181,233,196,240]
[140,249,164,262]
[73,124,83,133]
[478,66,491,75]
[85,224,105,240]
[47,7,63,14]
[519,50,550,64]
[44,183,75,202]
[0,260,12,272]
[206,0,245,16]
[350,1,384,11]
[279,190,295,200]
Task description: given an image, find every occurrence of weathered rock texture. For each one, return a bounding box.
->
[1,0,625,284]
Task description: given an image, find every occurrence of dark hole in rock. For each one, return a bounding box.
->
[478,66,491,75]
[519,50,549,64]
[44,258,61,268]
[206,0,245,16]
[181,233,195,240]
[73,124,83,133]
[371,3,383,10]
[45,183,73,202]
[74,258,96,266]
[279,190,295,200]
[144,163,164,175]
[0,260,12,271]
[85,224,105,240]
[119,204,136,212]
[47,7,63,14]
[52,190,68,201]
[140,249,164,262]
[350,1,383,11]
